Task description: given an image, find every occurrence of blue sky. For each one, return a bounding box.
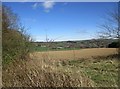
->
[3,2,118,42]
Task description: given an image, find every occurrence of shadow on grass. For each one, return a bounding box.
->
[92,54,119,60]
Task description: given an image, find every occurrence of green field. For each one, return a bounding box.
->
[34,46,81,52]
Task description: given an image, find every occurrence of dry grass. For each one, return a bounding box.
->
[58,55,118,87]
[2,48,118,87]
[2,57,95,87]
[33,48,117,60]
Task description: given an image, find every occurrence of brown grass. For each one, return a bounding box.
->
[2,48,117,87]
[33,48,117,60]
[3,55,95,87]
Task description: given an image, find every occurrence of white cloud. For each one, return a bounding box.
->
[32,3,40,9]
[31,1,55,12]
[43,1,55,9]
[42,1,55,12]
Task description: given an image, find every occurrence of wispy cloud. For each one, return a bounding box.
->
[32,1,55,12]
[32,3,40,9]
[76,29,88,34]
[63,2,68,5]
[23,18,37,22]
[42,1,55,12]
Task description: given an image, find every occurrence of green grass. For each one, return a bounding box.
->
[57,56,118,87]
[34,46,81,52]
[34,46,48,51]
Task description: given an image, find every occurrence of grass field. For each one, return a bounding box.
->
[58,55,118,87]
[33,48,117,60]
[34,46,81,52]
[3,48,119,87]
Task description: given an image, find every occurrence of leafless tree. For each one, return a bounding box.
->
[98,3,120,55]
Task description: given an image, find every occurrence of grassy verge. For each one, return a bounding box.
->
[2,54,94,87]
[57,55,118,87]
[3,52,118,87]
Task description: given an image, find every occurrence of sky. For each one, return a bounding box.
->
[3,2,118,42]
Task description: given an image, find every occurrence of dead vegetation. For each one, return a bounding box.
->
[2,48,118,87]
[3,54,95,87]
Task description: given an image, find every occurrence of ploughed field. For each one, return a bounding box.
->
[3,48,118,87]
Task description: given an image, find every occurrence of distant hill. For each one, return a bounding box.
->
[32,39,117,49]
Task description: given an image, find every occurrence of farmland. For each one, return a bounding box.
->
[3,48,119,87]
[33,48,117,60]
[33,39,117,52]
[2,2,120,88]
